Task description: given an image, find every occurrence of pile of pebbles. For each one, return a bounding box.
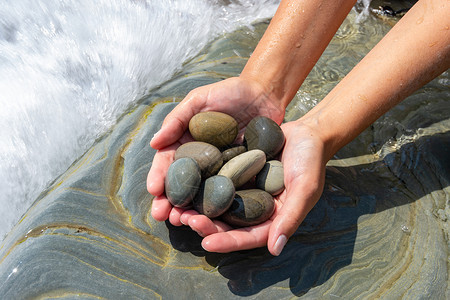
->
[165,111,285,227]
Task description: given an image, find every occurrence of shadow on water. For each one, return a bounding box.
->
[167,128,450,297]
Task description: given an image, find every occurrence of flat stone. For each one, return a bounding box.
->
[222,145,247,163]
[244,116,285,159]
[174,141,223,178]
[165,157,201,207]
[256,160,285,195]
[193,175,235,218]
[218,149,266,188]
[221,189,275,227]
[189,111,238,148]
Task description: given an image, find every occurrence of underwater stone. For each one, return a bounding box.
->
[221,189,275,227]
[165,157,201,207]
[244,116,285,159]
[222,145,247,163]
[174,141,223,178]
[193,175,235,218]
[218,149,266,188]
[189,111,239,148]
[255,160,285,195]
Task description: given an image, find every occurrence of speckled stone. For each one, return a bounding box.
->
[218,149,266,188]
[222,145,247,163]
[189,111,239,148]
[193,175,235,218]
[244,116,285,159]
[221,189,275,227]
[256,160,285,195]
[165,157,201,207]
[174,141,223,178]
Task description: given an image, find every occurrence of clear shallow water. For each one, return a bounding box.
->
[0,0,282,240]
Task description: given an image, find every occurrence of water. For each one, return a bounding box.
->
[0,0,282,240]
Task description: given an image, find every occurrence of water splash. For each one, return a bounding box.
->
[0,0,280,240]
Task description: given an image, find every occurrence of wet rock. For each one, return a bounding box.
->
[256,160,285,195]
[221,189,275,227]
[244,116,285,159]
[193,175,235,218]
[218,149,266,188]
[165,157,201,207]
[189,111,238,148]
[222,145,247,163]
[174,141,223,178]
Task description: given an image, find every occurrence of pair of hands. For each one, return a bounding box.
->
[147,77,327,256]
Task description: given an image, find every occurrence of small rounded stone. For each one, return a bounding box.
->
[218,149,266,188]
[165,157,201,208]
[221,189,275,227]
[189,111,239,148]
[244,116,285,159]
[222,145,247,163]
[193,175,235,218]
[255,160,285,195]
[174,141,223,178]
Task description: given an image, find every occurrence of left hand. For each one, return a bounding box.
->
[175,119,328,256]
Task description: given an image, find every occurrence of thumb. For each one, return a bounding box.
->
[267,177,324,256]
[150,99,199,149]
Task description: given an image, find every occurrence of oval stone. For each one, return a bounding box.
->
[218,149,266,188]
[255,160,285,195]
[189,111,239,148]
[222,145,246,163]
[244,116,285,159]
[174,141,223,178]
[193,175,235,218]
[221,189,275,227]
[165,157,201,208]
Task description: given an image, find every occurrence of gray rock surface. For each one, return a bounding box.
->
[0,11,448,299]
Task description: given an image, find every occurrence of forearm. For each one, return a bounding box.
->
[301,0,450,160]
[240,0,357,109]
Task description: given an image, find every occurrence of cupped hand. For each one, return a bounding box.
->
[176,120,328,256]
[147,77,285,223]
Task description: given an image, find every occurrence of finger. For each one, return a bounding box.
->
[151,195,172,222]
[146,144,178,196]
[188,215,231,237]
[201,220,272,253]
[150,93,205,149]
[169,207,186,226]
[179,209,200,225]
[267,177,323,256]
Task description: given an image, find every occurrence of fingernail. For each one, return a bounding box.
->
[273,234,287,256]
[151,129,161,142]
